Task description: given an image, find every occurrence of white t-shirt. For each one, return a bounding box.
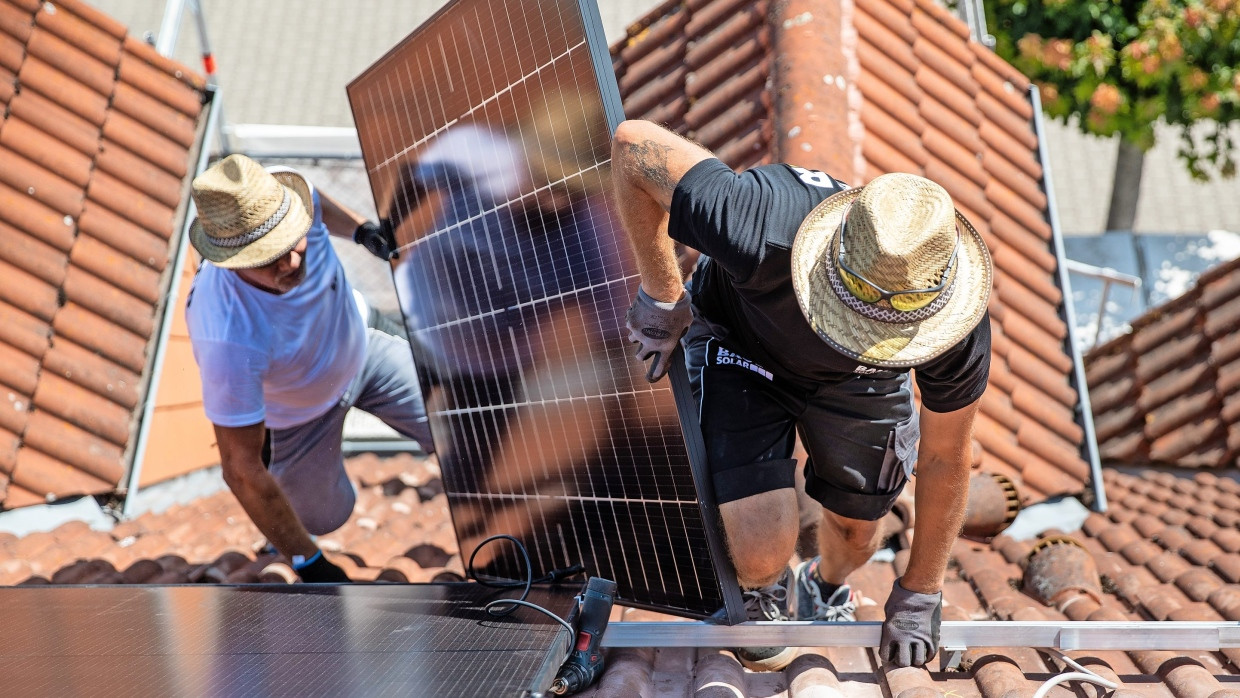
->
[186,172,367,429]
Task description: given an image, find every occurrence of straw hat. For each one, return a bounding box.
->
[189,154,313,269]
[790,172,992,368]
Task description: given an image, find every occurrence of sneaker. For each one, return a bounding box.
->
[733,571,797,671]
[789,557,858,621]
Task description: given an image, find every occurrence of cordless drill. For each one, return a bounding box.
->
[549,577,617,695]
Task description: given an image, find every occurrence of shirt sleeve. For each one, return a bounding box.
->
[669,159,843,283]
[194,339,270,427]
[914,312,992,413]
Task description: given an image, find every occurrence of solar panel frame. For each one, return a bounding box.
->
[347,0,744,623]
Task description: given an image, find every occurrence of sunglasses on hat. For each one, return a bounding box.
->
[835,203,960,312]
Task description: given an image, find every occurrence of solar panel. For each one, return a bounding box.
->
[347,0,744,621]
[0,583,579,697]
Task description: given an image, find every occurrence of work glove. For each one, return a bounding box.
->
[624,286,691,383]
[293,550,351,583]
[880,578,942,667]
[354,220,399,261]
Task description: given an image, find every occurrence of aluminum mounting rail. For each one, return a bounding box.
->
[603,620,1240,651]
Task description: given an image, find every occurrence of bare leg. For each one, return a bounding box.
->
[814,508,884,586]
[719,489,800,588]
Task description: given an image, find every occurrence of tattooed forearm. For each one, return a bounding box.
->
[622,139,677,193]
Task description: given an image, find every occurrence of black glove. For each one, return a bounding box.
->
[354,220,398,261]
[293,550,350,583]
[624,286,692,383]
[880,578,942,667]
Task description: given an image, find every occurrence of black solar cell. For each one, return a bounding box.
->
[347,0,743,621]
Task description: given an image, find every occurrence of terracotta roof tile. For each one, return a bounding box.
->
[25,25,113,96]
[41,339,140,410]
[17,54,110,126]
[0,2,35,42]
[0,257,59,321]
[854,9,918,74]
[0,220,68,288]
[21,410,124,482]
[120,35,205,91]
[856,39,921,103]
[0,145,85,221]
[11,444,112,497]
[0,66,15,103]
[66,234,162,306]
[0,421,27,465]
[856,0,918,44]
[94,138,185,211]
[862,108,927,167]
[51,302,148,374]
[116,49,201,117]
[0,343,38,397]
[0,27,22,70]
[31,370,131,444]
[111,80,198,149]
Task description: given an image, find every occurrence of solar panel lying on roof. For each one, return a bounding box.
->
[348,0,743,621]
[0,584,578,697]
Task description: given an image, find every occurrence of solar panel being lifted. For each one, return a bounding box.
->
[348,0,743,620]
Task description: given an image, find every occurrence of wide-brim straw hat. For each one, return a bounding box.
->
[189,154,313,269]
[791,172,992,368]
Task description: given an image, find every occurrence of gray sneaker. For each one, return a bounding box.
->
[789,557,858,621]
[733,571,796,671]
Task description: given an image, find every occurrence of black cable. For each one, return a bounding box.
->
[468,534,532,613]
[467,534,581,655]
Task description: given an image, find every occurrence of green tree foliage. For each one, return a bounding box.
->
[987,0,1240,179]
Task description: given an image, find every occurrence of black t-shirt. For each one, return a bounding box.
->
[669,158,990,413]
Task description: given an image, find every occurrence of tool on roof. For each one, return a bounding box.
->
[550,576,617,696]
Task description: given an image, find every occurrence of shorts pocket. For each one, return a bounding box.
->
[878,416,919,493]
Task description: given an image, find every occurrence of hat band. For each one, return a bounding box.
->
[825,252,956,324]
[203,189,292,249]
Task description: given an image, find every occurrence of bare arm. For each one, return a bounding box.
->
[610,120,715,302]
[901,402,979,593]
[215,422,319,560]
[318,190,368,240]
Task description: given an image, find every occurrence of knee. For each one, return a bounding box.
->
[824,513,881,552]
[721,490,799,582]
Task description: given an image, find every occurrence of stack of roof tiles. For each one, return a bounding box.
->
[0,0,205,509]
[1086,255,1240,469]
[611,0,1091,504]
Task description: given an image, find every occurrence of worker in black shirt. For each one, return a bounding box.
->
[612,120,991,670]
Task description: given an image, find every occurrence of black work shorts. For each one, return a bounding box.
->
[685,333,919,521]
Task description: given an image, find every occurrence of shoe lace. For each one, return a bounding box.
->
[798,567,858,621]
[820,587,857,622]
[742,582,788,621]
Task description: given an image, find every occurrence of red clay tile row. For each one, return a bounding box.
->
[0,454,460,586]
[0,0,203,509]
[611,0,773,172]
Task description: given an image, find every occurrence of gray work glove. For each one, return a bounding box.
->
[880,578,942,667]
[624,286,692,383]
